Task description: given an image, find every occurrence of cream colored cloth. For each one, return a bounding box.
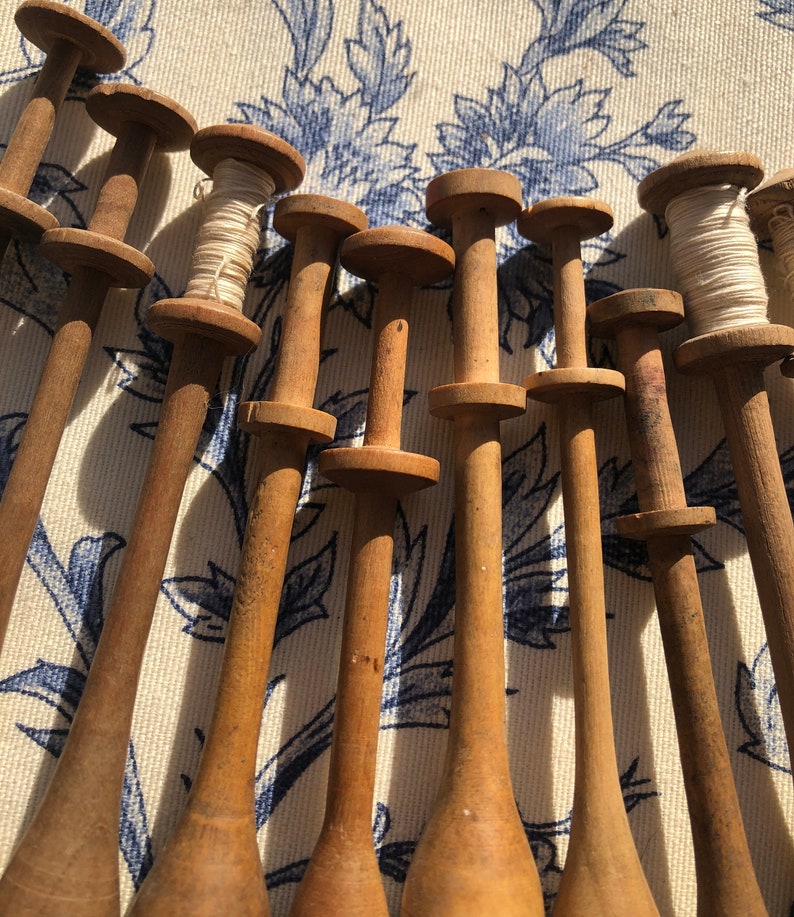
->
[0,1,792,913]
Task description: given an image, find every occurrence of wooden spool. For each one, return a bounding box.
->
[128,194,367,917]
[520,198,658,916]
[0,0,125,258]
[0,124,304,916]
[290,225,453,916]
[400,168,545,917]
[589,287,767,917]
[638,150,794,777]
[0,82,196,654]
[747,168,794,379]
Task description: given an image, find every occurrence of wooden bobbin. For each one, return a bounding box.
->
[128,194,366,917]
[589,287,767,917]
[0,124,304,917]
[0,83,195,654]
[519,198,658,917]
[747,168,794,378]
[290,225,452,917]
[0,84,196,646]
[638,151,794,779]
[401,169,544,917]
[0,0,125,255]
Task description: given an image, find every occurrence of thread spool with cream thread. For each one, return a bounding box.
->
[0,124,305,916]
[638,149,794,784]
[747,168,794,378]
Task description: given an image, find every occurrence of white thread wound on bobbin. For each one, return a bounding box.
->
[185,158,276,310]
[769,203,794,300]
[664,184,769,337]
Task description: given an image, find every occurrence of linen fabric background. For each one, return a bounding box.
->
[0,0,792,913]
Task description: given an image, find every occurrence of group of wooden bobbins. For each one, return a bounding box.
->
[1,5,794,917]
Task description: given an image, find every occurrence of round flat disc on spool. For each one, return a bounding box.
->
[341,226,454,286]
[86,84,196,152]
[525,366,625,404]
[746,168,794,237]
[274,194,368,242]
[15,0,126,73]
[190,124,305,194]
[674,322,794,374]
[320,445,439,496]
[637,149,764,215]
[0,187,58,240]
[147,297,262,354]
[40,227,153,287]
[588,288,684,338]
[617,506,716,540]
[517,196,613,244]
[425,168,522,228]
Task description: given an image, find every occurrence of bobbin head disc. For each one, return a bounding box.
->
[637,150,764,215]
[746,168,794,237]
[588,288,684,338]
[341,226,455,286]
[86,84,196,152]
[0,187,58,240]
[426,168,523,229]
[15,0,126,73]
[191,124,305,195]
[273,194,368,243]
[517,196,613,244]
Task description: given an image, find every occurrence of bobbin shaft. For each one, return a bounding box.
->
[638,151,794,775]
[0,1,126,256]
[292,227,450,915]
[589,289,766,916]
[0,336,224,915]
[0,126,303,915]
[128,196,362,917]
[520,198,657,916]
[402,169,543,917]
[0,85,195,654]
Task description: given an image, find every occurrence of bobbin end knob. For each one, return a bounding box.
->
[426,168,522,229]
[86,84,197,152]
[273,194,367,242]
[15,0,126,73]
[341,226,454,287]
[517,196,613,244]
[588,288,684,338]
[637,149,764,215]
[190,124,305,195]
[746,168,794,238]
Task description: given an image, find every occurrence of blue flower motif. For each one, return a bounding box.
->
[235,0,422,225]
[430,65,694,197]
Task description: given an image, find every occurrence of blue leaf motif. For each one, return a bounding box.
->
[84,0,156,80]
[345,0,414,114]
[120,740,154,887]
[275,534,337,644]
[27,528,126,668]
[522,0,646,76]
[255,694,335,829]
[0,659,153,883]
[272,0,334,78]
[757,0,794,31]
[105,277,175,403]
[503,425,570,648]
[737,642,791,774]
[0,412,27,492]
[0,660,85,725]
[161,561,235,643]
